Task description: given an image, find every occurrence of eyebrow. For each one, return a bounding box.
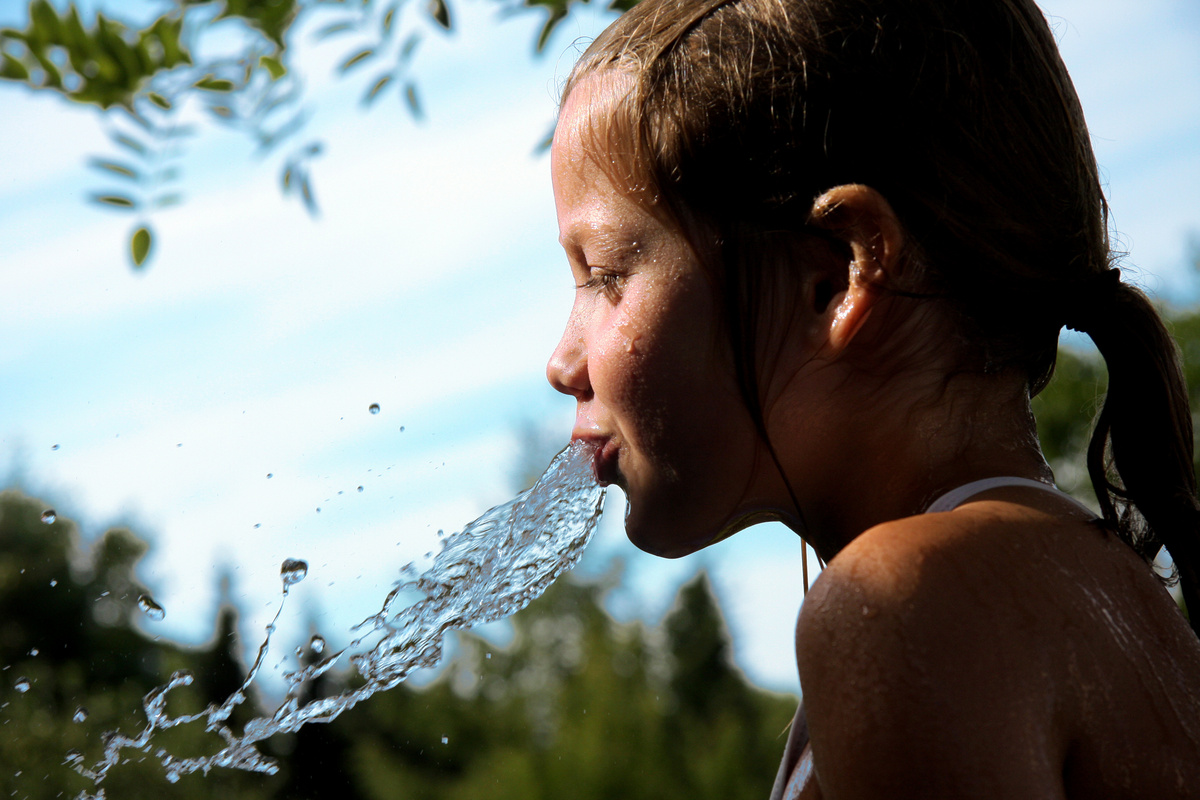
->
[559,226,644,261]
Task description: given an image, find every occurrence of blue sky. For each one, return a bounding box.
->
[1,0,1198,695]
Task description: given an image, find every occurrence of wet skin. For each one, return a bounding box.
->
[548,75,1200,797]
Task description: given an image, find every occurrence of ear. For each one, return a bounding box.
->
[806,184,906,352]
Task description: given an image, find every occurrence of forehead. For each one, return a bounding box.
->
[552,72,662,252]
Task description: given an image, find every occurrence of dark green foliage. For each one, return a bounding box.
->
[0,1,190,109]
[0,490,796,798]
[1033,305,1200,503]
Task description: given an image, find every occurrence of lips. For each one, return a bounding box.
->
[573,434,621,486]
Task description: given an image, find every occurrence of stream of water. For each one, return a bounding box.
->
[72,439,605,796]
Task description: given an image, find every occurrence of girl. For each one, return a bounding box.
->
[545,0,1200,797]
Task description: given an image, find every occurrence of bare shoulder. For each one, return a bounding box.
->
[795,508,1080,796]
[795,503,1200,798]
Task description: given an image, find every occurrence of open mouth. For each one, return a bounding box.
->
[589,438,621,487]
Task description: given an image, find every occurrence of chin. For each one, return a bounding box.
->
[623,504,716,559]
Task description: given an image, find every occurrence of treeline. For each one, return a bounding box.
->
[0,490,797,799]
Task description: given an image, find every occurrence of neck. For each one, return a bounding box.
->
[771,368,1051,563]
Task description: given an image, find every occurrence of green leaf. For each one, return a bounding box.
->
[363,73,392,105]
[0,54,30,81]
[382,4,398,35]
[259,55,286,80]
[131,226,151,267]
[89,159,140,180]
[339,48,374,72]
[313,21,355,41]
[404,81,422,118]
[536,8,568,52]
[400,33,421,62]
[427,0,451,31]
[112,133,148,156]
[194,75,234,91]
[92,194,137,209]
[147,91,171,109]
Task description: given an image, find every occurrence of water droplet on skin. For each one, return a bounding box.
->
[73,706,88,723]
[368,403,380,415]
[280,558,308,586]
[309,635,326,654]
[14,677,30,693]
[357,486,364,493]
[138,594,166,621]
[40,509,56,524]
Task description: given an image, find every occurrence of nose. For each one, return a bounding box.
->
[547,319,590,400]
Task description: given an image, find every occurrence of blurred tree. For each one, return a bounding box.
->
[0,0,636,269]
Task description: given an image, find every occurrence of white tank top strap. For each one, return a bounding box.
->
[924,475,1099,517]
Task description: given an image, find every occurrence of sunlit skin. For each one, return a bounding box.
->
[548,74,1200,798]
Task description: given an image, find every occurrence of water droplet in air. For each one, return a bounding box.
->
[49,580,57,587]
[14,677,30,693]
[51,444,59,451]
[485,652,492,659]
[399,425,405,432]
[73,706,89,723]
[28,648,38,657]
[295,646,304,658]
[315,507,321,513]
[65,748,82,762]
[310,635,326,654]
[441,736,448,745]
[369,403,380,415]
[40,509,56,524]
[138,594,166,621]
[266,473,273,479]
[254,523,261,529]
[281,558,308,586]
[357,486,364,493]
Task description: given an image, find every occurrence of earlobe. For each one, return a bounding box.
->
[807,184,906,353]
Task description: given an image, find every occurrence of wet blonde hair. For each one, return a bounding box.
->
[562,0,1200,630]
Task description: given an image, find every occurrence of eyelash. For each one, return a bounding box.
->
[576,270,623,301]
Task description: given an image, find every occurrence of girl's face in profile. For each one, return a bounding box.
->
[546,76,775,557]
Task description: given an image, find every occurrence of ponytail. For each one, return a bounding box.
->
[1070,272,1200,635]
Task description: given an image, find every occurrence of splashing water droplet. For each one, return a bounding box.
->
[357,486,364,493]
[138,594,166,621]
[40,509,56,524]
[399,426,406,432]
[441,736,448,745]
[254,523,261,529]
[368,403,380,415]
[295,646,303,659]
[51,444,60,451]
[266,473,273,479]
[73,441,604,790]
[66,749,83,763]
[74,706,89,723]
[49,580,57,587]
[14,677,30,693]
[280,559,308,587]
[310,635,326,655]
[29,648,39,657]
